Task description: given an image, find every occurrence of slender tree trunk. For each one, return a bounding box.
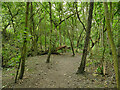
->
[104,2,120,89]
[30,2,33,49]
[19,2,29,79]
[117,1,120,87]
[55,26,58,44]
[63,31,66,45]
[15,57,21,83]
[46,2,52,63]
[101,44,106,75]
[59,3,62,46]
[67,29,75,56]
[60,3,66,48]
[63,29,66,52]
[45,29,47,51]
[39,17,42,51]
[118,24,120,87]
[59,21,62,46]
[118,6,120,88]
[77,29,84,48]
[30,2,37,56]
[101,29,106,75]
[71,17,75,52]
[101,17,106,75]
[44,15,47,51]
[76,2,94,74]
[44,19,47,51]
[39,27,42,50]
[0,4,1,87]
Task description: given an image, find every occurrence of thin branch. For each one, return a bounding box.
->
[75,2,87,31]
[75,2,94,43]
[58,13,76,26]
[39,2,77,28]
[3,8,20,31]
[6,4,16,33]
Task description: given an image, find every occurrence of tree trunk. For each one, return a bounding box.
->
[19,2,29,79]
[30,2,37,56]
[76,2,94,74]
[67,29,75,56]
[59,3,62,46]
[118,3,120,88]
[117,1,120,87]
[46,2,52,63]
[44,29,47,51]
[77,29,84,48]
[101,30,106,75]
[104,2,120,89]
[101,16,106,75]
[59,22,62,46]
[118,23,120,88]
[71,17,75,54]
[44,16,47,51]
[39,26,42,51]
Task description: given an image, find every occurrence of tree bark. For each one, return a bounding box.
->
[77,29,84,48]
[19,2,29,79]
[118,25,120,89]
[46,2,52,63]
[101,16,106,75]
[67,29,75,56]
[59,6,62,46]
[104,2,120,89]
[76,2,94,74]
[118,2,120,88]
[44,16,47,51]
[30,2,38,56]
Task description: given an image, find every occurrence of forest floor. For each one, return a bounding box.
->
[2,53,116,88]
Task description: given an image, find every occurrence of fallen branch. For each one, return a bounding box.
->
[28,45,69,56]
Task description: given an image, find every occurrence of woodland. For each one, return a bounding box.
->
[1,1,120,89]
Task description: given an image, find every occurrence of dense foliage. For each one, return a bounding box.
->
[2,1,120,88]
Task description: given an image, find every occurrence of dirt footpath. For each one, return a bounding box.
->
[2,53,116,88]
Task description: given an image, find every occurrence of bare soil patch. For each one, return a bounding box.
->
[2,53,116,88]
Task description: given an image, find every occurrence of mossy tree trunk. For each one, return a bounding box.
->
[19,2,29,79]
[46,2,52,63]
[76,2,94,74]
[118,18,120,87]
[104,2,120,89]
[118,1,120,87]
[117,2,120,79]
